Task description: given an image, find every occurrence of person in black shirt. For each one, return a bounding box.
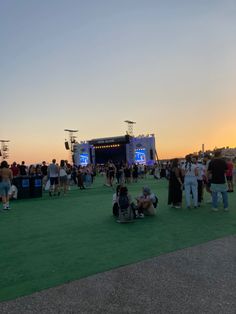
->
[208,150,229,211]
[168,158,183,208]
[19,161,27,176]
[41,161,48,190]
[41,161,48,176]
[107,161,116,187]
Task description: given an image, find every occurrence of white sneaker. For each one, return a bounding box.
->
[224,208,229,212]
[211,208,218,212]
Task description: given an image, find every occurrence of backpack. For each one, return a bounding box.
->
[118,194,130,210]
[117,195,134,223]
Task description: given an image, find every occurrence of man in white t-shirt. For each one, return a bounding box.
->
[47,159,59,196]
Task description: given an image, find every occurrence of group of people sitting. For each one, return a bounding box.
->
[112,185,158,223]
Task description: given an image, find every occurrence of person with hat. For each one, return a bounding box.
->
[136,186,157,217]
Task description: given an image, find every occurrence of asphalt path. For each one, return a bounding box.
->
[0,235,235,314]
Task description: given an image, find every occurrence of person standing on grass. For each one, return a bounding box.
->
[226,158,234,192]
[47,159,60,196]
[233,158,236,186]
[59,160,68,195]
[77,167,85,190]
[115,162,123,184]
[194,157,205,206]
[203,154,212,203]
[168,158,183,208]
[107,161,116,187]
[182,155,198,209]
[153,163,160,180]
[132,163,139,183]
[19,161,27,176]
[124,163,131,184]
[10,162,19,178]
[0,160,13,211]
[41,161,48,190]
[208,150,229,211]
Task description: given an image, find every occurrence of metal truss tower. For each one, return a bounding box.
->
[0,140,10,161]
[124,120,136,164]
[64,129,78,163]
[124,120,136,136]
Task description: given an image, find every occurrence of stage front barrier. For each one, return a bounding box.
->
[13,176,43,199]
[30,176,43,198]
[13,176,31,199]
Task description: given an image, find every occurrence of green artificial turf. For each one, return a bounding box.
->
[0,176,236,302]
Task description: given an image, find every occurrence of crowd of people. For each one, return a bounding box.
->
[167,151,235,211]
[0,152,235,218]
[98,161,149,186]
[0,159,152,208]
[111,151,235,223]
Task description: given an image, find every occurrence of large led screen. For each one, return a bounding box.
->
[135,149,146,164]
[80,153,89,166]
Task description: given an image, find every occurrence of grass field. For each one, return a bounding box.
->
[0,176,235,302]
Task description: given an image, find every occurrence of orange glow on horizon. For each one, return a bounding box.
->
[6,141,236,165]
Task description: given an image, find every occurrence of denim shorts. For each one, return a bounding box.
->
[0,181,11,197]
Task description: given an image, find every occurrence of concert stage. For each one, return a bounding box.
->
[73,134,156,166]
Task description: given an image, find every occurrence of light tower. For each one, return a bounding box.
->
[124,120,136,136]
[124,120,136,164]
[0,140,10,161]
[64,129,78,163]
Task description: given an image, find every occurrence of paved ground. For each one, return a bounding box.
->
[0,235,235,314]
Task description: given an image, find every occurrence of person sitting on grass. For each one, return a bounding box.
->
[112,184,121,217]
[136,186,157,217]
[117,186,134,223]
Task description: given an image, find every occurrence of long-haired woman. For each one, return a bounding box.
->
[182,155,198,209]
[0,161,13,210]
[168,158,183,208]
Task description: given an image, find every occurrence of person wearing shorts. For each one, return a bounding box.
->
[107,161,116,187]
[0,160,13,211]
[47,159,59,196]
[59,160,68,195]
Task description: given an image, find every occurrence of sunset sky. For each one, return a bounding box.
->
[0,0,235,164]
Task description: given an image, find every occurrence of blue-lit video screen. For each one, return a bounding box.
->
[80,153,89,166]
[135,149,146,164]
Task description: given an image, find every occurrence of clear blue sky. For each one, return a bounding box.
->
[0,0,235,162]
